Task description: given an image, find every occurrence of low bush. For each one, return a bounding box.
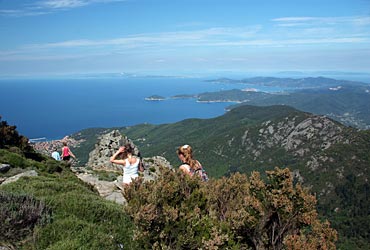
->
[124,167,337,250]
[1,170,136,250]
[0,191,51,244]
[93,170,120,182]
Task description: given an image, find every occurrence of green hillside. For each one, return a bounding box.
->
[207,76,368,88]
[105,105,368,249]
[201,83,370,129]
[118,105,345,176]
[245,86,370,129]
[0,118,136,249]
[1,113,342,249]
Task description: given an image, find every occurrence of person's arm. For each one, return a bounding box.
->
[69,148,76,159]
[110,147,126,165]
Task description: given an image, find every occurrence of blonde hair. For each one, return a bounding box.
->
[176,144,200,171]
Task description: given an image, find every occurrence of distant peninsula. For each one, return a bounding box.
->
[145,95,166,101]
[171,94,197,99]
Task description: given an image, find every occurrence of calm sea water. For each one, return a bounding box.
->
[2,75,369,140]
[0,77,246,140]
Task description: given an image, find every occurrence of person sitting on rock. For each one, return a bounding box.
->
[110,143,139,185]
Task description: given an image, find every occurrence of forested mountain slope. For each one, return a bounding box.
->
[72,104,369,248]
[111,105,369,249]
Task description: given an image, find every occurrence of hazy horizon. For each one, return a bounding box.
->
[1,0,370,77]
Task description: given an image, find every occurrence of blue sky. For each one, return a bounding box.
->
[0,0,369,77]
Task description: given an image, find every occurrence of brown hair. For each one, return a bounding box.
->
[124,143,134,154]
[176,144,200,171]
[119,143,134,159]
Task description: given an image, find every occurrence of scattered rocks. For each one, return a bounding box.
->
[0,163,11,173]
[1,170,38,186]
[76,172,127,205]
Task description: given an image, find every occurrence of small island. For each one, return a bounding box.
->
[145,95,166,101]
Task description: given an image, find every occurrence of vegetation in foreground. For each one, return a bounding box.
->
[0,148,136,250]
[0,116,136,249]
[124,167,337,250]
[0,114,357,249]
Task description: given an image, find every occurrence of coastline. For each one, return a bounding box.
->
[31,136,84,157]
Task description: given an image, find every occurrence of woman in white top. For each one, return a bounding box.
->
[110,144,139,185]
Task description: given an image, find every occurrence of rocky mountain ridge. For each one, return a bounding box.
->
[240,114,348,173]
[74,129,172,204]
[105,104,368,248]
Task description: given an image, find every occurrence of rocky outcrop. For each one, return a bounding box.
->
[141,156,173,182]
[75,173,127,205]
[79,131,173,205]
[74,155,173,205]
[86,130,140,172]
[242,115,347,160]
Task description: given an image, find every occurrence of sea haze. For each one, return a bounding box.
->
[0,77,248,140]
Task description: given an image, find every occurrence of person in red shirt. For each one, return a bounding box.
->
[61,141,76,162]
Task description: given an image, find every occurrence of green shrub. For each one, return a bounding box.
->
[34,216,129,250]
[0,149,31,170]
[1,171,136,250]
[0,191,51,244]
[124,168,224,249]
[124,167,337,250]
[93,170,120,182]
[0,117,32,152]
[0,149,67,177]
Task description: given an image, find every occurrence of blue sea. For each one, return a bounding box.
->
[0,77,248,140]
[2,75,369,140]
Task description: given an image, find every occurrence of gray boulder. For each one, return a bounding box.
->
[1,170,38,186]
[0,163,11,173]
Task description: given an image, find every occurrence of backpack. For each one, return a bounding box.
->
[183,162,209,182]
[193,167,209,182]
[186,163,208,182]
[138,158,144,172]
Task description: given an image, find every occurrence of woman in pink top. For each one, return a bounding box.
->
[61,141,76,161]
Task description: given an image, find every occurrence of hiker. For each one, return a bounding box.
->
[110,143,139,185]
[61,141,76,162]
[176,144,204,178]
[51,148,61,161]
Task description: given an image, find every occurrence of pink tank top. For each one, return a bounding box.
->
[62,147,70,157]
